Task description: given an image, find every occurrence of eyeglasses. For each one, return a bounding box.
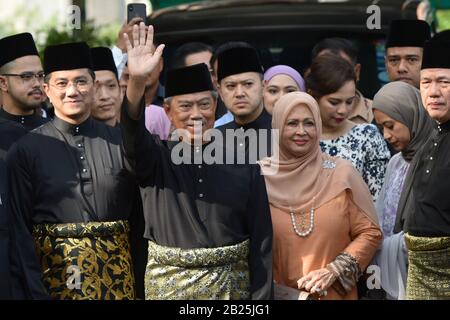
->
[50,78,92,92]
[1,71,45,83]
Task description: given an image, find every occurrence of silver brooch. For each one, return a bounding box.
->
[322,159,336,169]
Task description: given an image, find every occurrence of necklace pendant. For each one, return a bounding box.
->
[290,208,315,238]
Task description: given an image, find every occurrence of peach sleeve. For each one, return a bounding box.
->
[343,192,383,270]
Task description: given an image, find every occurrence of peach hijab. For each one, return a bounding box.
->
[259,92,378,224]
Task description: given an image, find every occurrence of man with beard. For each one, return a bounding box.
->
[0,33,48,131]
[384,20,431,89]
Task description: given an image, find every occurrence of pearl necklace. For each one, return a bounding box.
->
[289,198,315,237]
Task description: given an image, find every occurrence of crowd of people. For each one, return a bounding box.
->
[0,17,449,300]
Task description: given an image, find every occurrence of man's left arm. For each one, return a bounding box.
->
[247,165,273,300]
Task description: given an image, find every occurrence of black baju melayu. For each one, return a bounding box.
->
[406,121,450,236]
[0,119,27,299]
[7,116,137,299]
[399,121,450,299]
[121,100,273,300]
[0,108,49,131]
[216,108,272,163]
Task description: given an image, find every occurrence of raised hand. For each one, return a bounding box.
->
[124,22,164,80]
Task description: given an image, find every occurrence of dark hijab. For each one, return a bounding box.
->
[373,82,438,233]
[372,81,436,162]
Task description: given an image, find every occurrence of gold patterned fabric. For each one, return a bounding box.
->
[33,220,135,300]
[405,234,450,300]
[145,239,250,300]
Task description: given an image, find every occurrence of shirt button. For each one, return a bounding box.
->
[199,193,204,198]
[426,169,430,174]
[77,143,83,148]
[80,156,85,160]
[198,165,202,169]
[82,168,87,173]
[430,157,433,160]
[199,179,203,183]
[434,143,438,147]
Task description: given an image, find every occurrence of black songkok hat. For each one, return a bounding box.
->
[386,20,431,48]
[91,47,118,79]
[165,63,214,98]
[421,39,450,70]
[44,42,93,74]
[0,32,39,67]
[217,46,263,82]
[432,30,450,42]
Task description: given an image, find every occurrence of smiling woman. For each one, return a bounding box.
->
[305,54,390,202]
[259,91,382,300]
[280,104,317,159]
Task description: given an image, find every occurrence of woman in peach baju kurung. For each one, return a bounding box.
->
[259,92,382,300]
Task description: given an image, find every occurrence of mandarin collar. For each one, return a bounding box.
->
[52,115,94,136]
[0,108,39,125]
[234,107,271,130]
[437,121,450,134]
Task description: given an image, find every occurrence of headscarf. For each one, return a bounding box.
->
[263,65,306,92]
[372,81,436,162]
[259,92,378,224]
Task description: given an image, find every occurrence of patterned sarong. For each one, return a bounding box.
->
[405,234,450,300]
[145,239,250,300]
[33,220,135,300]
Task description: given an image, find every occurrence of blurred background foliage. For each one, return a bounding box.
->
[0,2,121,59]
[40,21,120,56]
[437,10,450,29]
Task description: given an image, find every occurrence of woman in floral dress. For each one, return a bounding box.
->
[305,54,390,202]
